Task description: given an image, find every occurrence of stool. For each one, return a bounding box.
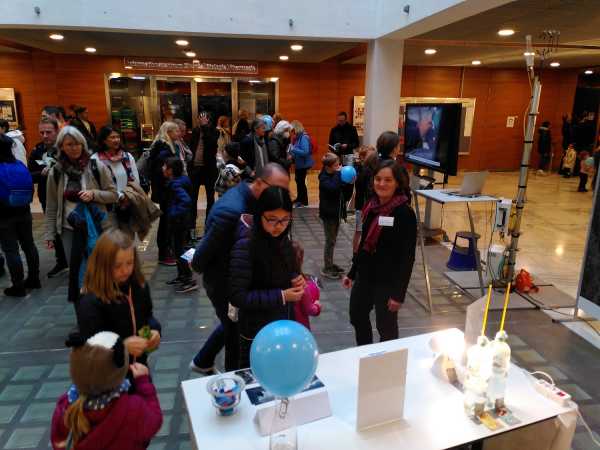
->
[447,231,480,271]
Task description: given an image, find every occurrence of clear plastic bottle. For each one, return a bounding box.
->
[464,336,493,417]
[487,330,511,410]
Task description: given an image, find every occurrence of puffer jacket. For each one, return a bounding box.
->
[318,169,348,221]
[228,215,295,339]
[165,176,192,221]
[44,158,118,241]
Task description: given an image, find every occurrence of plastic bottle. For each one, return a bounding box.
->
[463,335,493,417]
[487,330,511,410]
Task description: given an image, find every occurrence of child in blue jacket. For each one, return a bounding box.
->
[162,158,197,293]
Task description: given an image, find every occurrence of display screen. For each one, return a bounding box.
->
[404,103,461,175]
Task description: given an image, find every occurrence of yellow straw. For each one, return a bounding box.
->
[499,282,512,332]
[481,284,493,336]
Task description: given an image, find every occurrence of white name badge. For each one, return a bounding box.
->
[378,216,394,227]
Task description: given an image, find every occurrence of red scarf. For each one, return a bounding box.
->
[361,194,408,254]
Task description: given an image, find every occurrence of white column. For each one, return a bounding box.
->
[363,38,404,146]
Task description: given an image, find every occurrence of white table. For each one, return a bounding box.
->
[181,329,575,450]
[413,189,499,312]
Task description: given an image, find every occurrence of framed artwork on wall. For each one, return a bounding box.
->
[0,88,18,129]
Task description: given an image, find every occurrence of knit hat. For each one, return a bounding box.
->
[274,120,292,135]
[261,115,274,132]
[67,331,129,397]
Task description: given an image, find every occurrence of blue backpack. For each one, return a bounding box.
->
[0,161,33,207]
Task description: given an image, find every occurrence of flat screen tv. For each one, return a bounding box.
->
[404,103,461,175]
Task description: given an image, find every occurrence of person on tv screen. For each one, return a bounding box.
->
[405,107,439,162]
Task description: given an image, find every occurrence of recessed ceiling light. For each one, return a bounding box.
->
[85,47,96,53]
[109,72,121,79]
[249,80,262,84]
[175,39,189,46]
[523,51,535,57]
[279,55,289,61]
[498,29,515,36]
[132,76,146,80]
[424,48,437,55]
[550,61,560,67]
[270,77,279,82]
[290,44,303,51]
[471,60,482,65]
[185,51,196,57]
[585,69,593,74]
[194,77,203,82]
[49,33,64,41]
[124,65,133,69]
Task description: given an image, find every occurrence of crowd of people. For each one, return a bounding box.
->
[0,103,418,449]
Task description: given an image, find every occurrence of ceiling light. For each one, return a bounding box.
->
[523,51,535,57]
[109,72,121,79]
[49,33,64,41]
[192,59,200,64]
[471,60,482,65]
[498,29,515,36]
[270,77,279,82]
[290,44,303,51]
[279,55,289,61]
[185,51,196,57]
[175,39,189,46]
[194,77,203,82]
[124,65,133,69]
[424,48,437,55]
[585,69,594,75]
[550,61,560,67]
[132,76,146,80]
[249,80,262,84]
[85,47,96,53]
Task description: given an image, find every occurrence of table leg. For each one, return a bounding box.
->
[466,202,485,296]
[413,192,433,313]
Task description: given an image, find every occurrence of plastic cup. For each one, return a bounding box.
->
[206,374,246,416]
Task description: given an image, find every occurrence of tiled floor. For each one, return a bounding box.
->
[0,171,599,449]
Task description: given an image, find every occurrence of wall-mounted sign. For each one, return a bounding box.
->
[0,88,18,129]
[123,57,258,75]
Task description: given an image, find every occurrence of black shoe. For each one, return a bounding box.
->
[166,277,183,286]
[47,264,68,278]
[4,286,26,297]
[24,278,41,290]
[176,280,198,293]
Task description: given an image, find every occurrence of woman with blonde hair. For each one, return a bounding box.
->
[216,115,232,158]
[149,121,180,264]
[45,125,117,303]
[77,229,162,367]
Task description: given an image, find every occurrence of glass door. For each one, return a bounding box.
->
[236,80,277,120]
[157,78,193,130]
[195,78,232,125]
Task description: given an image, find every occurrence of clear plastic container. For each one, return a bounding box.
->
[464,336,493,417]
[487,330,511,410]
[206,374,246,416]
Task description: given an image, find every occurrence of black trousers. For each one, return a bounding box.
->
[295,167,309,205]
[0,213,40,288]
[349,276,399,346]
[156,200,170,261]
[579,173,589,191]
[322,219,340,270]
[239,335,253,370]
[169,219,193,280]
[190,165,216,229]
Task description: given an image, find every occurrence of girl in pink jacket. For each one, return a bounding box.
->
[292,242,321,329]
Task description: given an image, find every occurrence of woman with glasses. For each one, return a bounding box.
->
[228,186,305,368]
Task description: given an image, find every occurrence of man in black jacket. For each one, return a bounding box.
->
[190,163,290,373]
[28,117,68,277]
[329,112,360,157]
[189,112,219,228]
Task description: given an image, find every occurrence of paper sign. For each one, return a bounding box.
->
[378,216,394,227]
[356,348,408,430]
[506,116,516,128]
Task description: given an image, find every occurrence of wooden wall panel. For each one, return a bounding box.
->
[0,52,579,171]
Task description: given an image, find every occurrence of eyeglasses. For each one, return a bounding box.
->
[262,215,292,227]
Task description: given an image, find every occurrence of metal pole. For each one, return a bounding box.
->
[504,75,542,284]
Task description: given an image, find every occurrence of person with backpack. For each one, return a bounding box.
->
[45,126,117,303]
[0,134,40,297]
[289,120,315,207]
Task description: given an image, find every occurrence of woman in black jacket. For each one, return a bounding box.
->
[77,229,161,367]
[343,160,417,346]
[228,186,305,368]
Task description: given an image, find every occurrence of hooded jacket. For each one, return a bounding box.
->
[51,375,162,450]
[165,175,193,221]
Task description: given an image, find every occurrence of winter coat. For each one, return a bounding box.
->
[191,181,256,301]
[267,133,292,170]
[537,126,552,155]
[329,122,360,156]
[228,215,295,339]
[148,139,176,204]
[354,163,374,211]
[348,203,417,303]
[318,169,348,221]
[240,133,270,172]
[165,176,193,222]
[293,278,320,330]
[28,142,58,210]
[232,119,250,143]
[70,117,97,150]
[76,281,162,367]
[51,375,162,450]
[44,158,118,241]
[290,132,314,170]
[189,125,219,175]
[121,183,162,241]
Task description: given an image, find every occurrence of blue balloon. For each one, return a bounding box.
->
[250,320,319,398]
[341,165,357,184]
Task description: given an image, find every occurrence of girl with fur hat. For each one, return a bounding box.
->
[51,331,163,449]
[76,229,162,368]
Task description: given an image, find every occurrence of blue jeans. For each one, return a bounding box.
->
[0,212,40,287]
